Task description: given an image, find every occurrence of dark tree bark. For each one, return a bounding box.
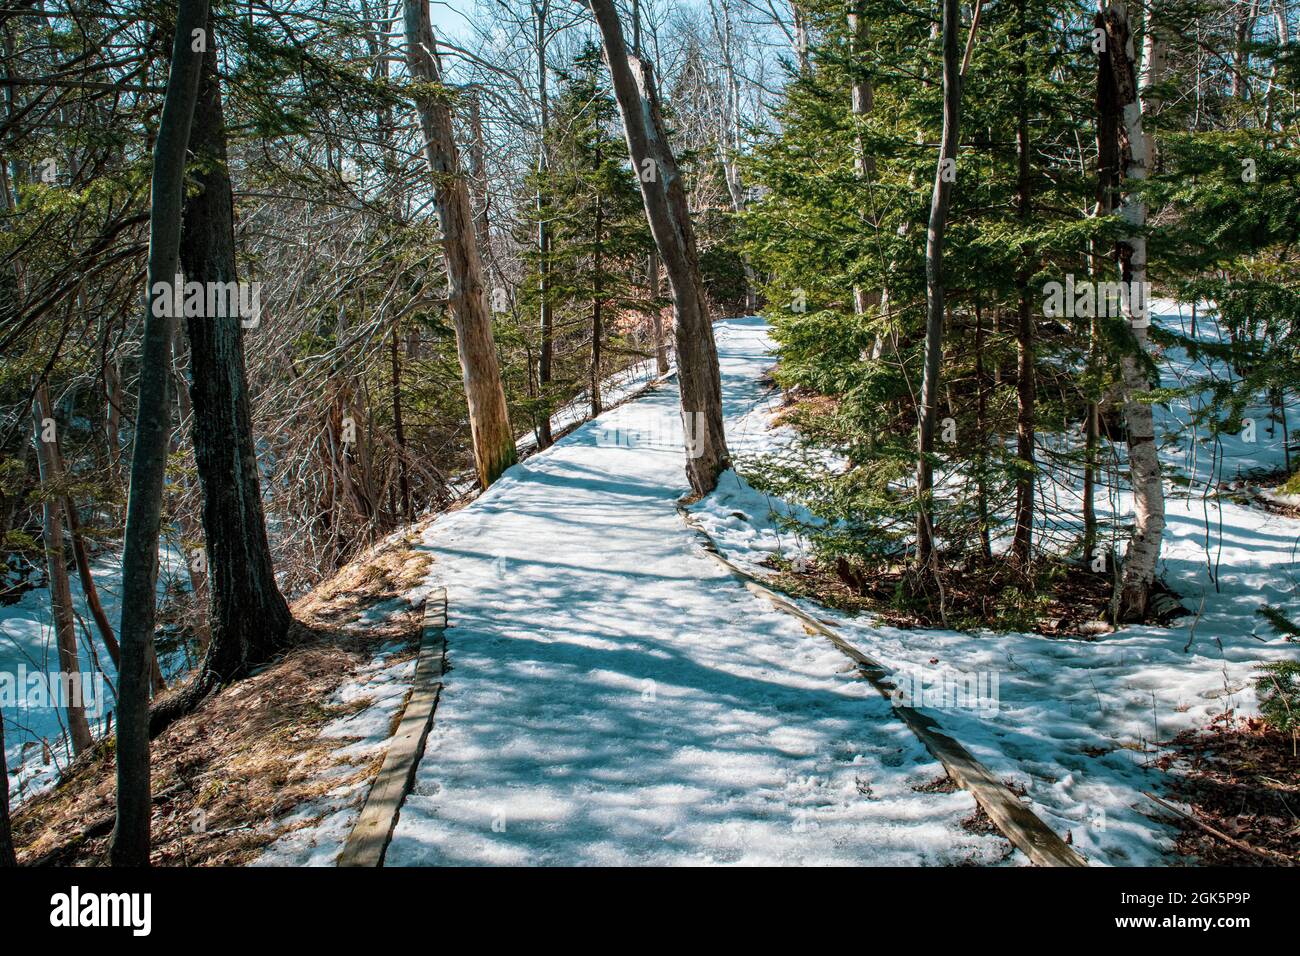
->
[589,0,730,495]
[591,181,604,417]
[111,0,209,867]
[1011,0,1036,565]
[391,327,413,521]
[405,0,517,488]
[1085,19,1122,563]
[150,19,295,737]
[535,2,555,449]
[915,0,962,567]
[0,715,15,866]
[974,298,992,562]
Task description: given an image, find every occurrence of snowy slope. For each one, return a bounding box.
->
[2,543,190,802]
[297,319,1010,866]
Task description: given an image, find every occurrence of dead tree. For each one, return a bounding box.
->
[588,0,730,495]
[404,0,517,488]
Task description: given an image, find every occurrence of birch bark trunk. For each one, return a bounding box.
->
[1101,1,1166,620]
[535,1,555,449]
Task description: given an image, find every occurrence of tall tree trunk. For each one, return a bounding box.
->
[1264,2,1289,130]
[1101,2,1166,621]
[915,0,962,568]
[974,299,992,561]
[592,147,605,417]
[1011,0,1035,564]
[1085,23,1123,563]
[467,89,490,264]
[535,2,555,449]
[110,0,208,867]
[151,19,295,737]
[0,714,15,866]
[31,385,93,757]
[103,351,123,481]
[1231,0,1259,99]
[648,250,668,374]
[391,326,413,521]
[1139,0,1170,165]
[708,0,757,311]
[589,0,730,496]
[405,0,516,488]
[791,2,810,73]
[849,1,881,316]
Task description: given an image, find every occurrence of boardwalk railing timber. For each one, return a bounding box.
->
[338,587,448,867]
[677,505,1087,868]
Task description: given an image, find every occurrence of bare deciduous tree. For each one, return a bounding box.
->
[588,0,730,496]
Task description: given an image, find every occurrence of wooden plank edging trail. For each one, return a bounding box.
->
[677,506,1088,868]
[338,587,448,867]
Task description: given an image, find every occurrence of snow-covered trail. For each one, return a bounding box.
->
[382,319,1009,866]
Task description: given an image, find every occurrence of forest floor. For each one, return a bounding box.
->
[9,534,431,865]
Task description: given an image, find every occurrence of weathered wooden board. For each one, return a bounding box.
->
[682,512,1087,867]
[338,587,448,867]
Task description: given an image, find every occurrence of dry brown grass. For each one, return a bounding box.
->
[11,530,433,867]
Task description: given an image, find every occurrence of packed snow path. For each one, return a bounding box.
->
[384,319,1009,866]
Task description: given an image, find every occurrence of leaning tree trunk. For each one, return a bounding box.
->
[150,19,296,737]
[589,0,730,496]
[63,494,121,669]
[915,0,962,568]
[110,0,209,868]
[405,0,516,488]
[1101,2,1166,621]
[31,384,93,757]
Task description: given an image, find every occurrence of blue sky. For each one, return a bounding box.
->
[428,0,477,40]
